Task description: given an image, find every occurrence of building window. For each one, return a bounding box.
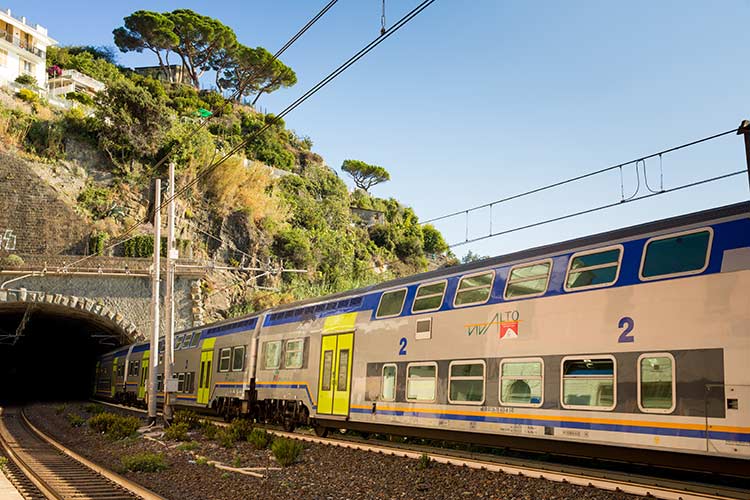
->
[0,49,7,67]
[454,271,494,307]
[638,354,675,413]
[640,229,712,280]
[562,357,616,410]
[218,348,231,372]
[376,288,407,318]
[20,59,34,75]
[412,281,446,313]
[500,359,543,406]
[504,260,551,299]
[231,346,245,371]
[565,246,622,291]
[448,361,485,404]
[263,341,282,369]
[406,363,437,402]
[381,364,397,401]
[284,339,304,369]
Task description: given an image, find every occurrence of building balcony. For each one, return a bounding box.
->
[0,29,45,59]
[47,70,105,97]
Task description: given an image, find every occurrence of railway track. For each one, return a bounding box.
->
[93,399,750,500]
[0,406,162,500]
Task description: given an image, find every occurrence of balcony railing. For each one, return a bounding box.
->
[0,29,45,58]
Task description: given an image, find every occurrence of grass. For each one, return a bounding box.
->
[121,452,167,473]
[88,412,140,440]
[163,422,189,442]
[173,410,201,430]
[248,428,271,450]
[177,441,199,452]
[271,437,303,467]
[66,413,86,427]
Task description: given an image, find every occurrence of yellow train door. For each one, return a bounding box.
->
[111,358,118,398]
[317,332,354,416]
[197,339,215,405]
[138,351,149,400]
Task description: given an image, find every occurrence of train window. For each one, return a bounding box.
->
[381,364,397,401]
[219,348,232,372]
[174,334,184,350]
[117,364,125,377]
[185,372,194,393]
[412,281,447,313]
[190,332,201,348]
[284,339,304,369]
[640,228,712,280]
[337,349,350,391]
[500,359,543,407]
[504,260,552,299]
[128,360,139,377]
[565,246,623,291]
[561,357,616,410]
[376,289,407,318]
[263,341,282,369]
[321,351,333,391]
[231,346,246,371]
[177,373,185,392]
[406,363,437,402]
[454,271,494,307]
[448,361,485,405]
[638,353,675,413]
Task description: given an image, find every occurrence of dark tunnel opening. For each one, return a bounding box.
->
[0,304,127,403]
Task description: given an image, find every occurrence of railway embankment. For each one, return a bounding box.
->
[16,402,642,500]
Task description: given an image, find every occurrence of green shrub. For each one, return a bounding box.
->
[216,428,236,448]
[228,418,253,441]
[89,232,109,256]
[195,456,211,466]
[15,74,37,86]
[177,441,198,452]
[15,88,38,104]
[88,412,140,439]
[0,457,7,471]
[417,452,431,470]
[173,410,200,430]
[54,404,67,415]
[66,413,86,427]
[248,428,270,450]
[121,452,167,472]
[0,254,23,269]
[65,91,94,106]
[83,403,104,414]
[77,185,111,220]
[271,437,303,466]
[164,422,189,441]
[200,420,219,440]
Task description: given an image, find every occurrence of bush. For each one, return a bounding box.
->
[83,403,104,414]
[89,231,109,255]
[200,420,219,440]
[88,412,140,439]
[216,428,236,448]
[0,255,23,268]
[26,120,65,158]
[66,413,85,427]
[54,404,67,415]
[15,74,37,86]
[271,437,303,466]
[163,422,189,441]
[417,452,431,470]
[15,88,38,104]
[65,91,94,106]
[77,185,111,220]
[173,410,201,430]
[177,441,198,452]
[248,428,270,450]
[121,452,167,472]
[228,418,253,441]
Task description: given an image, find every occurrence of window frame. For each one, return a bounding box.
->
[218,347,232,372]
[503,259,553,300]
[447,359,486,405]
[411,280,448,313]
[499,357,544,408]
[231,345,246,372]
[174,334,184,350]
[452,270,495,308]
[563,245,624,292]
[284,338,305,369]
[638,227,713,281]
[405,361,438,403]
[380,363,397,402]
[637,352,676,414]
[263,340,282,370]
[560,355,617,411]
[375,287,408,319]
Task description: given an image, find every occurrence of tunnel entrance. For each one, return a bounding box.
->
[0,303,129,402]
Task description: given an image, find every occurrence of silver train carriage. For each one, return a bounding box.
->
[95,202,750,473]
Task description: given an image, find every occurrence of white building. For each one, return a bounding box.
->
[48,69,105,98]
[0,8,56,88]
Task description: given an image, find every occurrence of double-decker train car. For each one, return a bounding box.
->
[95,202,750,473]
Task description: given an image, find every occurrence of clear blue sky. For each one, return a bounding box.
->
[13,1,750,259]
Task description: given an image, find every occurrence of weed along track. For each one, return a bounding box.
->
[0,406,162,500]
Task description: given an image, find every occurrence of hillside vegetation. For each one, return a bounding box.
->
[0,10,452,317]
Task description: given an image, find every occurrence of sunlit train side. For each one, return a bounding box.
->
[95,202,750,473]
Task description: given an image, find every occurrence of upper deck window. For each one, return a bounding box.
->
[454,271,494,307]
[376,289,407,318]
[412,281,446,313]
[504,260,551,299]
[565,246,622,291]
[640,229,712,280]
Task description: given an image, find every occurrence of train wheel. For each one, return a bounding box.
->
[314,424,329,438]
[283,418,296,433]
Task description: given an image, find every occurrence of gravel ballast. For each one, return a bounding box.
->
[24,403,641,500]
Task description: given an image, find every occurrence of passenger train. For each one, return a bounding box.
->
[95,202,750,474]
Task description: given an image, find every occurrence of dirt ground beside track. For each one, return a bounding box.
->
[24,403,640,500]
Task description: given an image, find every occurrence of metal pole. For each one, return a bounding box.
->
[163,163,176,423]
[737,120,750,192]
[148,179,162,424]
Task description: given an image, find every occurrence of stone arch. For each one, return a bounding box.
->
[0,287,143,344]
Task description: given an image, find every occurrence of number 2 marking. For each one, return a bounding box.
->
[618,317,634,343]
[398,337,407,355]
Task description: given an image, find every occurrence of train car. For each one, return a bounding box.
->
[94,201,750,473]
